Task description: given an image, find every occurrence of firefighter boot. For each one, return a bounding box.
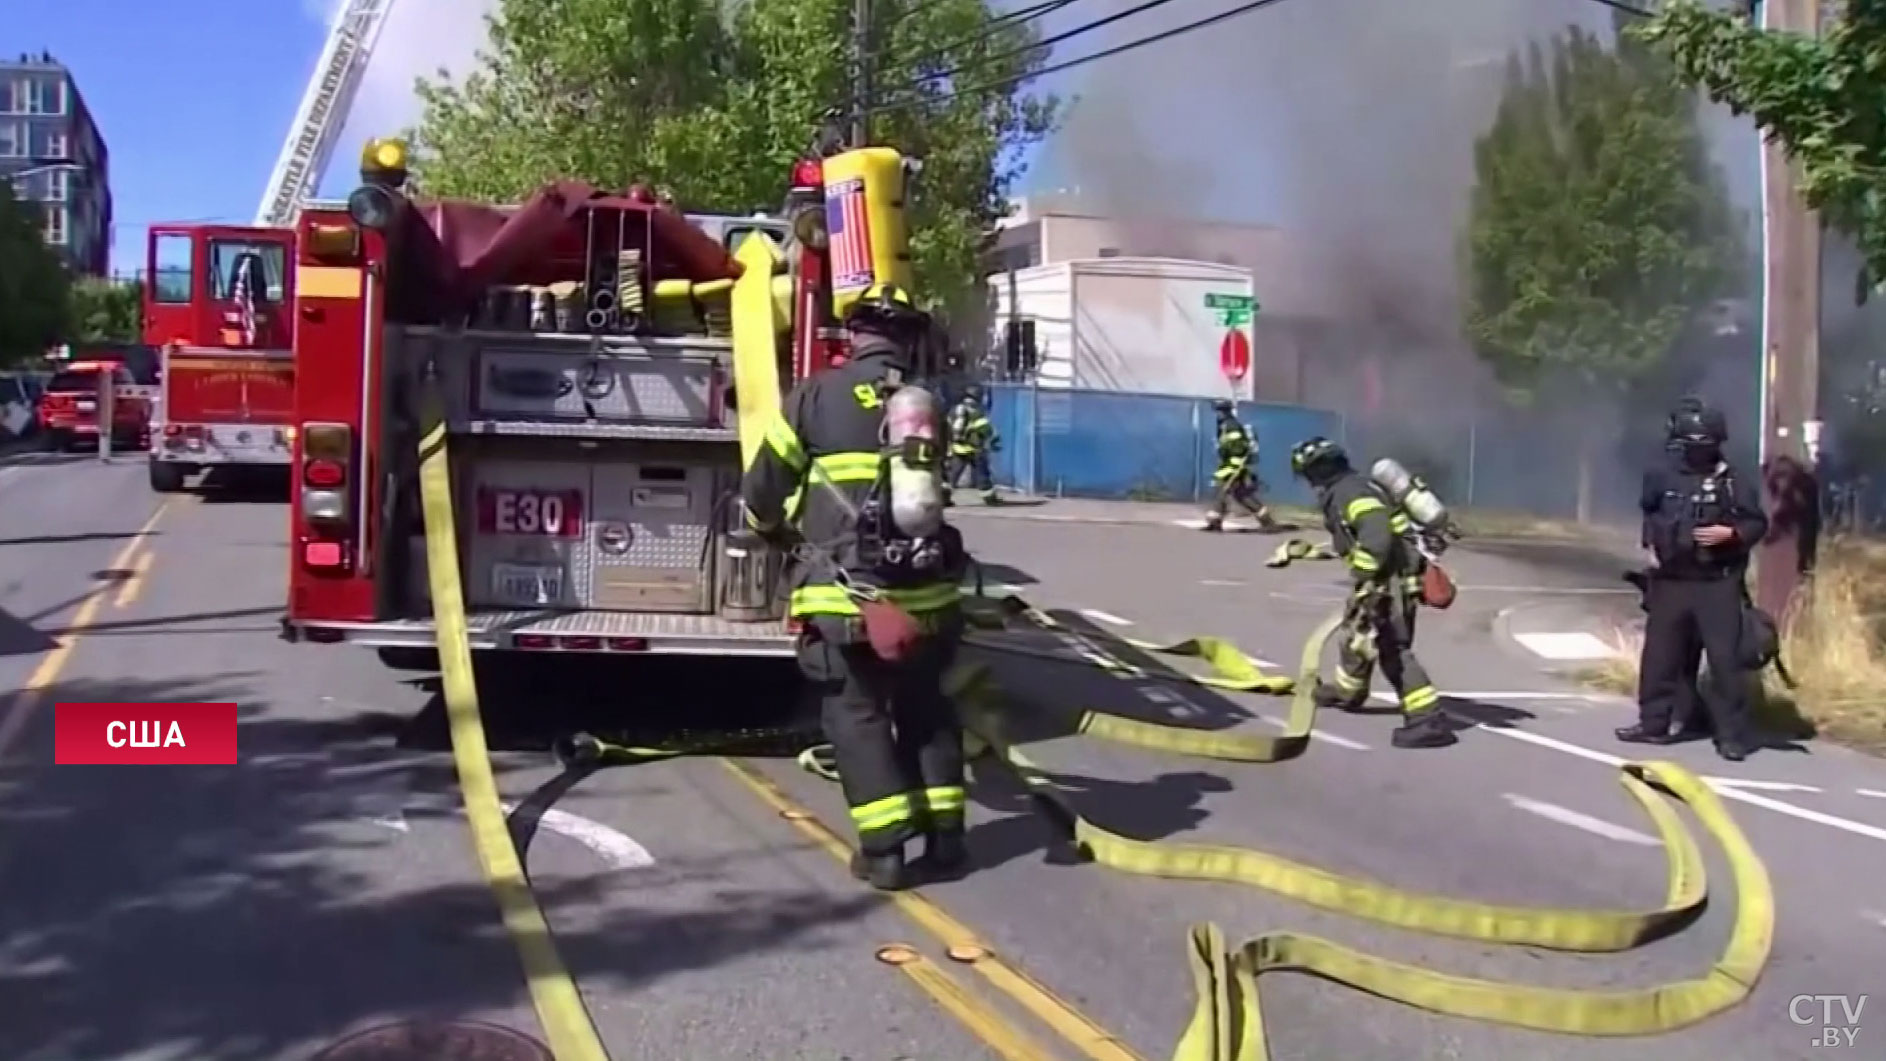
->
[850,847,910,891]
[1311,680,1365,712]
[917,831,970,878]
[1201,514,1225,533]
[1391,707,1458,749]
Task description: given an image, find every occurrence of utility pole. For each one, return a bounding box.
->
[1754,0,1823,622]
[850,0,873,147]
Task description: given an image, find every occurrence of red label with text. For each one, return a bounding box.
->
[476,488,585,537]
[54,702,239,764]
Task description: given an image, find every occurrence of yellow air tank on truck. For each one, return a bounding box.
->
[279,139,925,671]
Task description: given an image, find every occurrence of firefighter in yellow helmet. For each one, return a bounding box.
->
[740,282,972,890]
[1290,436,1456,749]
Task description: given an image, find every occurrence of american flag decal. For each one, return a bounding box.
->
[825,178,875,290]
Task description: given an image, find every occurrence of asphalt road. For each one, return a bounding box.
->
[0,467,1881,1060]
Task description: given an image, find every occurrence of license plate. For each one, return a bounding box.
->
[77,400,96,412]
[476,487,584,537]
[491,563,563,603]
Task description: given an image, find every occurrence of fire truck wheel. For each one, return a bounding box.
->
[377,647,440,672]
[148,461,188,494]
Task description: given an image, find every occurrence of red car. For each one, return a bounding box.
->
[37,361,151,452]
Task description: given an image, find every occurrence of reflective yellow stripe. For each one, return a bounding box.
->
[1346,550,1379,573]
[785,451,880,526]
[1333,669,1367,693]
[788,581,961,618]
[1402,685,1440,712]
[852,792,914,832]
[1389,513,1411,534]
[763,412,806,472]
[1344,496,1386,522]
[790,584,860,616]
[743,506,776,533]
[968,417,991,431]
[920,785,967,814]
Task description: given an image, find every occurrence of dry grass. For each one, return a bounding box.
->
[1578,538,1886,754]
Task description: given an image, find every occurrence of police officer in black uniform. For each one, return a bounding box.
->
[1290,436,1456,749]
[741,283,970,890]
[1617,399,1767,761]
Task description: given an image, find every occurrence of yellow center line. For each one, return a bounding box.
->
[113,549,155,609]
[886,946,1060,1061]
[0,500,172,759]
[720,758,1144,1061]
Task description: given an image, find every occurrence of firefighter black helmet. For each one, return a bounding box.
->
[1212,399,1234,414]
[1290,436,1348,481]
[844,283,927,335]
[1667,398,1727,445]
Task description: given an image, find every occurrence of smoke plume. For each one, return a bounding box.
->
[298,0,498,194]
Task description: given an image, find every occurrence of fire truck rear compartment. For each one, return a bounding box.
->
[364,326,792,656]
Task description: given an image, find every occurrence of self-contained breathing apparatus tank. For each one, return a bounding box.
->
[854,382,953,578]
[1369,458,1457,547]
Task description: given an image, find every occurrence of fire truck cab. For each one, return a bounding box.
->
[281,139,923,664]
[143,223,299,493]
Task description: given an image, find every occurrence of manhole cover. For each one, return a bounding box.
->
[309,1021,552,1061]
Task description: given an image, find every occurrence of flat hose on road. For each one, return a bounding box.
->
[918,596,1774,1059]
[415,362,1771,1059]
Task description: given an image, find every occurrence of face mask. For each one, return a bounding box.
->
[1679,442,1720,471]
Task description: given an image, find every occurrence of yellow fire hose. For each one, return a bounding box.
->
[414,384,1771,1061]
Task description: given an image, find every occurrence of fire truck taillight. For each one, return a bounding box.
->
[304,223,360,262]
[300,421,353,525]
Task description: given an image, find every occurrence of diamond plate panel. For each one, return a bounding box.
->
[586,461,715,611]
[474,347,716,424]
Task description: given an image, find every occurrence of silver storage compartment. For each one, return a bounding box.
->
[586,461,715,612]
[471,344,720,426]
[462,458,591,610]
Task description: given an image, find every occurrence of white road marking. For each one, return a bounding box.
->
[499,801,655,870]
[1252,713,1371,750]
[1199,578,1245,587]
[1705,778,1823,794]
[1857,789,1886,800]
[1078,608,1133,627]
[1502,794,1663,846]
[1477,726,1886,843]
[1511,631,1622,661]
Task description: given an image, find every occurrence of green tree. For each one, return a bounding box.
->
[1634,1,1886,291]
[405,0,1056,312]
[0,184,69,367]
[66,276,144,345]
[1463,24,1741,518]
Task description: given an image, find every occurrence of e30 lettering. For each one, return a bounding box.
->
[1791,994,1866,1048]
[495,491,566,535]
[107,720,186,748]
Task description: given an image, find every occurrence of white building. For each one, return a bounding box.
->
[983,197,1334,402]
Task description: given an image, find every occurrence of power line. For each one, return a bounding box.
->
[867,0,1668,116]
[874,0,1187,97]
[880,0,1082,63]
[868,0,1294,115]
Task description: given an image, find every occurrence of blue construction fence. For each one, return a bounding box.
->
[979,383,1659,519]
[983,384,1342,508]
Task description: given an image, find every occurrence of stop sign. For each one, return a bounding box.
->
[1219,329,1251,382]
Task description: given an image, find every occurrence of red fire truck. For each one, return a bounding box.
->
[280,139,923,666]
[142,224,299,493]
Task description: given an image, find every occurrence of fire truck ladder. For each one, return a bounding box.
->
[255,0,395,228]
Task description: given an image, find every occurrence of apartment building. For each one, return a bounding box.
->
[0,52,112,276]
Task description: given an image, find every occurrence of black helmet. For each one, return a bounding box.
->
[963,384,983,400]
[1667,398,1727,445]
[843,282,927,336]
[1290,436,1349,483]
[1212,399,1234,415]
